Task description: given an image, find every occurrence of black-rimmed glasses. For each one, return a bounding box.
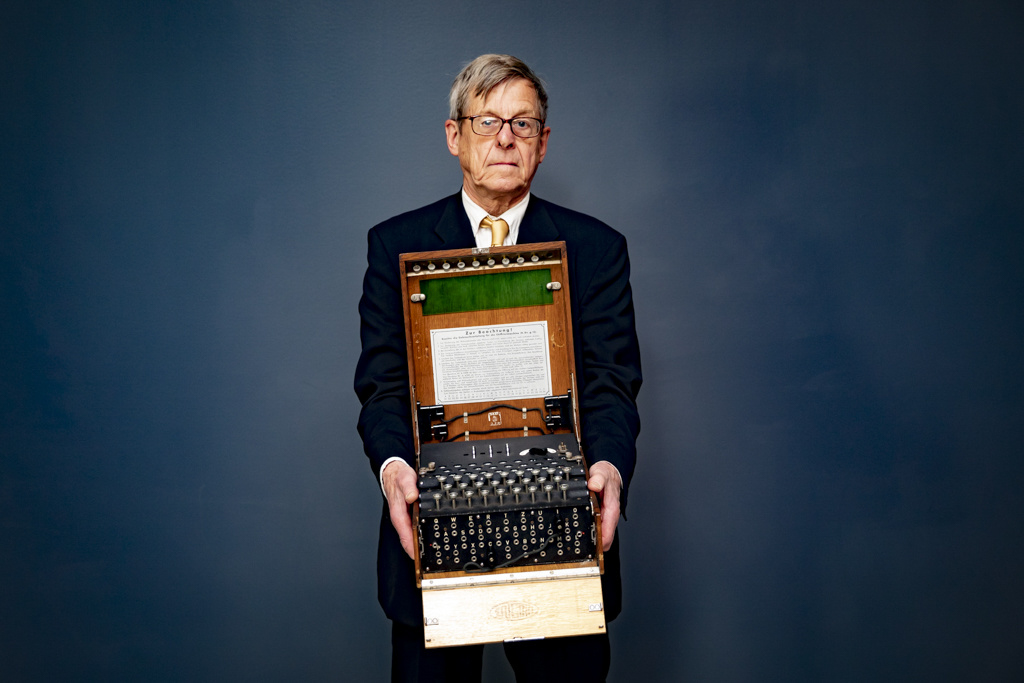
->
[458,115,545,138]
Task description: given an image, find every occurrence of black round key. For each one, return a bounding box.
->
[567,481,590,499]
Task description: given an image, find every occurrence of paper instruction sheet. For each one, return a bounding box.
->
[431,321,552,404]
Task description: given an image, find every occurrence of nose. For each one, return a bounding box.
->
[495,120,516,147]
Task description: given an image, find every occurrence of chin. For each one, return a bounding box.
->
[484,177,525,192]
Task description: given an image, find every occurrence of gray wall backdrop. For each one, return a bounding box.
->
[3,1,1022,681]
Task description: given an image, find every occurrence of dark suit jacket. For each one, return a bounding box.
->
[354,192,642,627]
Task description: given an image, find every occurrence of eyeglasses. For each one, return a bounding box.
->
[459,115,545,138]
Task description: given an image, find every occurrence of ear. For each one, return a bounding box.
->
[444,119,461,157]
[536,125,551,164]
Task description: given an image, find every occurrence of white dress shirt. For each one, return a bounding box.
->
[461,189,530,248]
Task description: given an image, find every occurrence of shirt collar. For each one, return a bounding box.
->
[461,189,530,247]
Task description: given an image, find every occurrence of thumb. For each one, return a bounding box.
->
[403,483,419,503]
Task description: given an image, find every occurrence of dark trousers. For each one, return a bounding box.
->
[391,621,611,683]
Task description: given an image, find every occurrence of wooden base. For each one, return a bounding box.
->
[421,567,605,648]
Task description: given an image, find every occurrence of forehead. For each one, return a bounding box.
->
[470,78,541,115]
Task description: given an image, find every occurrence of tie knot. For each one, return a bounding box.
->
[481,216,509,247]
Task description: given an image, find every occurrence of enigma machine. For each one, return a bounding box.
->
[400,241,606,648]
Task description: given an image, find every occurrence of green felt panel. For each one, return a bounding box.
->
[419,269,553,315]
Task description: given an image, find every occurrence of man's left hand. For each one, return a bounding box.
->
[587,461,622,552]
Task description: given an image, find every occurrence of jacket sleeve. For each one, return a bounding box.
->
[354,227,416,478]
[575,233,643,513]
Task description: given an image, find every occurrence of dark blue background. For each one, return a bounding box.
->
[2,1,1022,680]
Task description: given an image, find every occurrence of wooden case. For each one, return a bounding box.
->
[399,242,606,647]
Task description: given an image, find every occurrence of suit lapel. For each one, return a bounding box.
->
[431,192,561,248]
[432,193,475,248]
[518,196,561,244]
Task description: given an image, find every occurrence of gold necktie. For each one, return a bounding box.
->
[481,216,509,247]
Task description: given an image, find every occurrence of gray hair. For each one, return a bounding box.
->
[448,54,548,122]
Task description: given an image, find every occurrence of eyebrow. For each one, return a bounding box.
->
[475,110,539,119]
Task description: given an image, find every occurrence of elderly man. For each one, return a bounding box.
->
[355,54,641,682]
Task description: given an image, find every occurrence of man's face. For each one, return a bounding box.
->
[445,78,550,213]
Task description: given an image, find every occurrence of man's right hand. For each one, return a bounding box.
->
[381,460,419,559]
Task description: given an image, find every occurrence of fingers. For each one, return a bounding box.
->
[383,461,419,559]
[398,468,419,503]
[389,497,416,559]
[587,461,622,552]
[600,502,619,552]
[587,461,621,497]
[383,460,418,501]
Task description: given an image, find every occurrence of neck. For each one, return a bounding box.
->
[464,186,528,216]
